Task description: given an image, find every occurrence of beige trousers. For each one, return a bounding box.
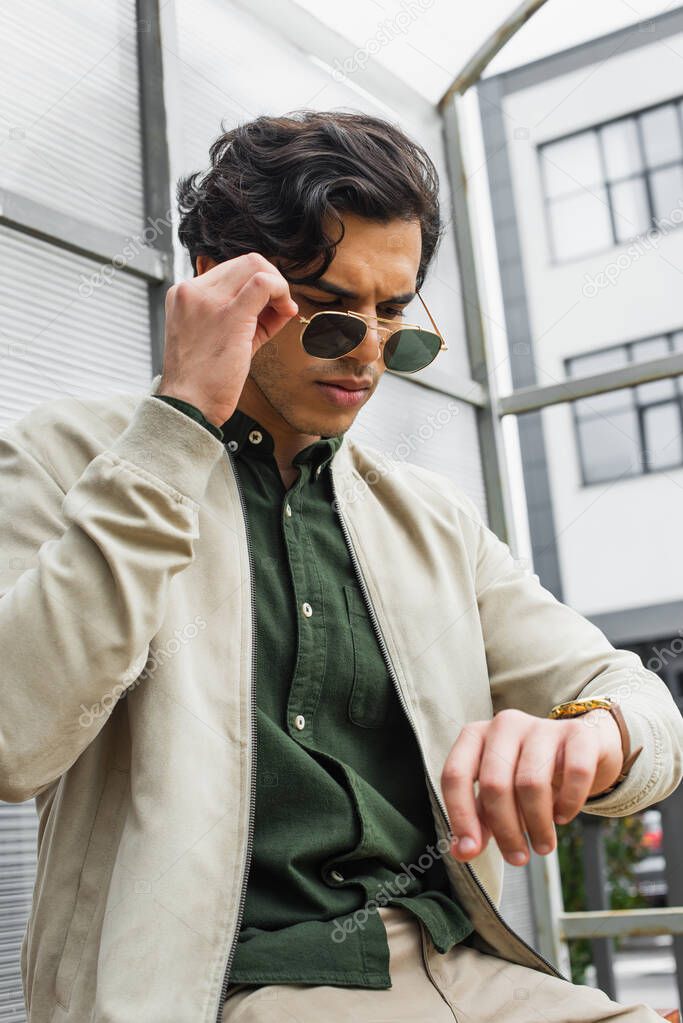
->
[220,905,665,1022]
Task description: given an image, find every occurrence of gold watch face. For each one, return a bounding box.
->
[548,698,612,719]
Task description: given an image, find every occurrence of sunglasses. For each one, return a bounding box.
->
[295,289,448,374]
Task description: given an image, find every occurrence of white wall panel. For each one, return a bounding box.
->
[0,0,144,235]
[0,226,151,429]
[349,371,486,512]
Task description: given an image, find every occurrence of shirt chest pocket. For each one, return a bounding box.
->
[343,584,391,729]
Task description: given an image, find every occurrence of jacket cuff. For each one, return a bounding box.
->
[107,395,226,504]
[153,394,224,442]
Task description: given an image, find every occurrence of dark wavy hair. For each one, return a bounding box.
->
[176,109,444,291]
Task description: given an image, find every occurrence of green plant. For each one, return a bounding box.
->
[556,814,646,984]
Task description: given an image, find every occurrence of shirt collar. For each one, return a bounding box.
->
[220,406,345,476]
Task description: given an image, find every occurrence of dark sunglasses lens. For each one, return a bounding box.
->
[384,329,441,372]
[302,313,366,359]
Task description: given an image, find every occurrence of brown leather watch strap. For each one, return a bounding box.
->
[599,701,644,794]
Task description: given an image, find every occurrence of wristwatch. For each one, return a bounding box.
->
[547,697,644,797]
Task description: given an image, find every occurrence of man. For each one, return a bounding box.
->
[0,110,681,1023]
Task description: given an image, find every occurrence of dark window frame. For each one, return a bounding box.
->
[538,95,683,264]
[565,330,683,486]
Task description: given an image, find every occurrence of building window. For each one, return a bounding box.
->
[566,331,683,484]
[539,97,683,262]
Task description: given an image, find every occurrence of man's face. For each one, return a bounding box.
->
[246,213,422,439]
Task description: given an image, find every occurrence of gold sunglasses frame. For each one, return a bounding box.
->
[295,289,448,374]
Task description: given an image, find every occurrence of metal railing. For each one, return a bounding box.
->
[557,753,683,1006]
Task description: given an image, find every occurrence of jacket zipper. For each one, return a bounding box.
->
[328,469,563,982]
[214,451,258,1022]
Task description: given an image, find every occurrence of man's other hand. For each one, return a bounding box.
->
[440,707,623,866]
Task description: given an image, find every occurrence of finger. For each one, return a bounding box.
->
[474,791,492,848]
[441,723,487,860]
[514,726,559,855]
[476,787,527,862]
[553,720,600,824]
[477,714,530,866]
[201,252,280,295]
[256,298,299,343]
[232,271,299,326]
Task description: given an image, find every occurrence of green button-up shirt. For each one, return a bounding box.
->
[154,395,473,988]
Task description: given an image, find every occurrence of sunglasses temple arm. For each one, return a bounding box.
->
[416,291,446,345]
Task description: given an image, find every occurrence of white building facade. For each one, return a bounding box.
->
[478,7,683,706]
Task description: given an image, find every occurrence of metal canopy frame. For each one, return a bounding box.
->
[0,188,168,283]
[499,350,683,416]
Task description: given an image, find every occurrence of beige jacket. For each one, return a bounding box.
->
[1,374,681,1023]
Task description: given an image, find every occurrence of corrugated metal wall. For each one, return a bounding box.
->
[0,2,151,1018]
[0,805,36,1020]
[0,227,151,429]
[0,0,144,234]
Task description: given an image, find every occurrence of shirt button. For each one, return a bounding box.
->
[285,503,292,517]
[248,430,262,444]
[330,869,344,883]
[302,601,313,617]
[294,714,306,730]
[226,439,238,452]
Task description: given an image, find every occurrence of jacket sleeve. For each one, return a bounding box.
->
[153,394,225,441]
[459,493,683,817]
[0,395,226,802]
